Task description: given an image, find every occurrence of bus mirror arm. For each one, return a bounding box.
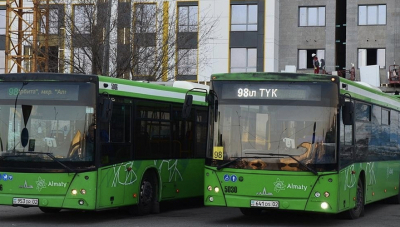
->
[182,88,209,119]
[208,90,219,123]
[214,100,218,122]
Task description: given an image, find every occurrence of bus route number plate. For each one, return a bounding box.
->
[13,198,39,206]
[250,200,279,208]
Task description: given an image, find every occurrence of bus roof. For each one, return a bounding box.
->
[98,75,208,105]
[148,81,209,91]
[211,72,336,82]
[339,77,400,110]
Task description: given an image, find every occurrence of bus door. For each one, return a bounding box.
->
[338,98,355,211]
[97,102,132,208]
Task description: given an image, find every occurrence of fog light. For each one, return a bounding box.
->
[207,185,212,191]
[71,189,78,195]
[214,187,220,193]
[321,202,329,209]
[324,192,330,198]
[78,200,84,205]
[209,197,214,202]
[314,192,321,198]
[80,189,86,195]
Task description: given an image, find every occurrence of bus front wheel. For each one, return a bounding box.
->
[132,172,158,216]
[344,178,365,219]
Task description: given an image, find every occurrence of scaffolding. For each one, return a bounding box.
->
[5,0,49,73]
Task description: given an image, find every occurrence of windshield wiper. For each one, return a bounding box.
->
[216,156,271,170]
[16,152,75,173]
[217,157,241,170]
[245,152,318,175]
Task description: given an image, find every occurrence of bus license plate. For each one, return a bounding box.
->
[250,200,279,208]
[13,198,39,206]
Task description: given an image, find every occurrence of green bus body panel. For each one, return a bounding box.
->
[204,160,400,214]
[0,160,204,210]
[0,172,98,210]
[97,159,204,209]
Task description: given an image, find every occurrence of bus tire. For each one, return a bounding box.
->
[344,178,365,219]
[39,207,61,213]
[239,208,262,216]
[135,172,157,216]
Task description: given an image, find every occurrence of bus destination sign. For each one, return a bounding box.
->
[0,84,79,101]
[221,83,322,101]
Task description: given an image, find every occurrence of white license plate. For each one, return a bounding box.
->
[250,200,279,208]
[13,198,39,206]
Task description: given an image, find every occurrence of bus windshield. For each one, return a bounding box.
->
[0,82,96,171]
[208,81,338,172]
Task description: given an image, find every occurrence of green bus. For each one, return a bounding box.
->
[202,72,400,219]
[0,73,208,214]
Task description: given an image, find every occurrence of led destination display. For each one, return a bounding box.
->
[0,83,79,101]
[221,83,322,101]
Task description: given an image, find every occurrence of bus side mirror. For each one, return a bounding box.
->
[100,98,113,122]
[342,102,354,125]
[182,95,193,119]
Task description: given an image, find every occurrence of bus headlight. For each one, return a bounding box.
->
[80,189,87,195]
[71,189,78,195]
[207,185,212,191]
[314,192,321,198]
[321,202,329,209]
[214,187,220,193]
[324,191,330,198]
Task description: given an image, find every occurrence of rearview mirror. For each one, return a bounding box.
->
[342,102,354,125]
[100,98,113,122]
[182,95,193,119]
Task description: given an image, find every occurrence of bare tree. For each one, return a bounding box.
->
[36,0,218,81]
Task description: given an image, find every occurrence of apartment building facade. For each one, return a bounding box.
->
[1,0,400,84]
[279,0,400,84]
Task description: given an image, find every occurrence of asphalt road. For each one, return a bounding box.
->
[0,200,399,227]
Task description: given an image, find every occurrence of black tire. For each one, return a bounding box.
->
[39,207,61,213]
[239,208,263,216]
[344,178,365,219]
[134,172,157,216]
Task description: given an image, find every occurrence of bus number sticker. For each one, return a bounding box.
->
[224,186,237,193]
[213,147,224,160]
